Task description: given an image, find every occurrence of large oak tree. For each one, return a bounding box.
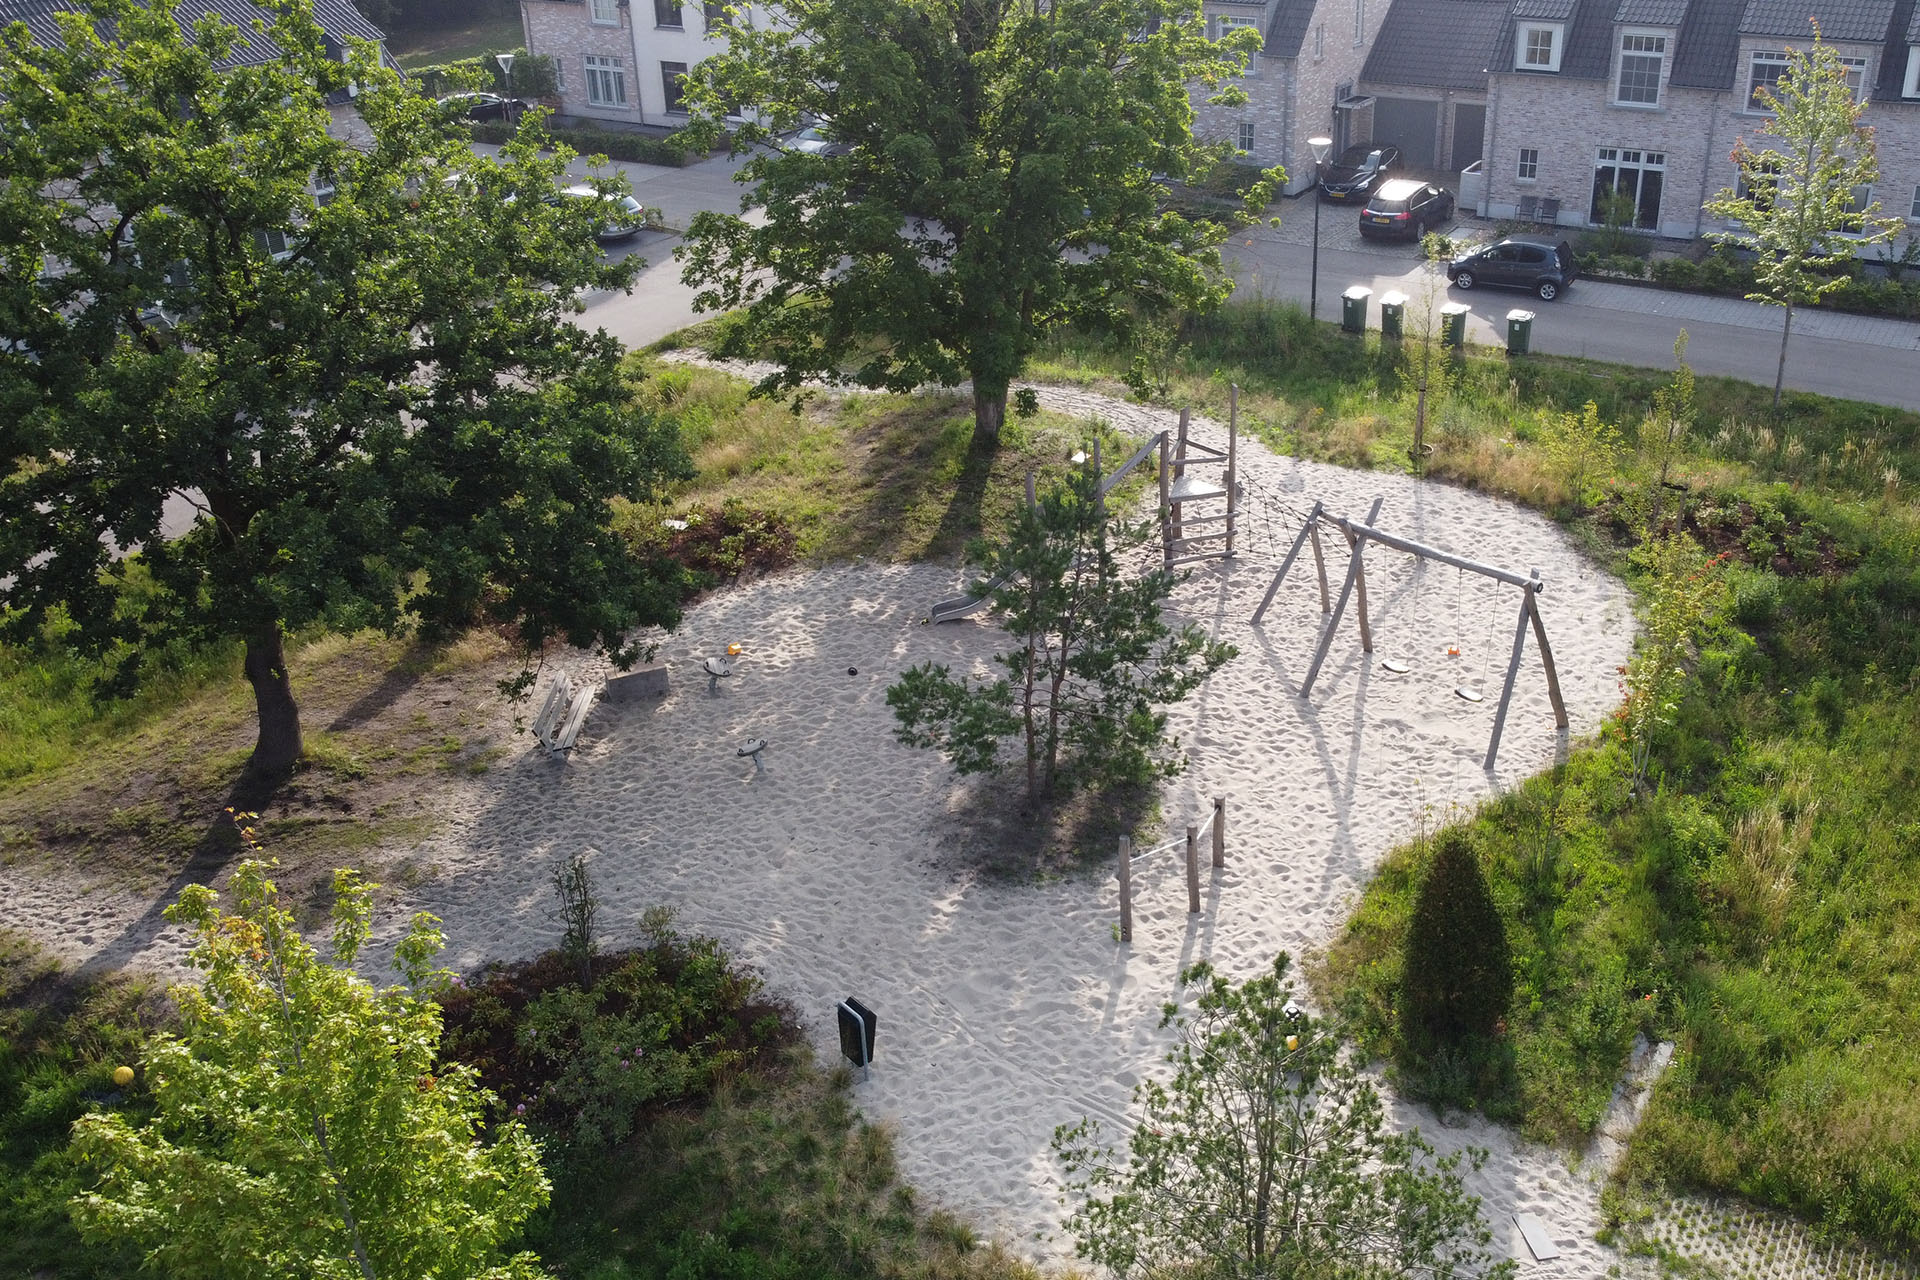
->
[680,0,1273,451]
[0,0,689,775]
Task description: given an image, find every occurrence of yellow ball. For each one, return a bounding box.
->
[1285,1035,1300,1053]
[112,1065,135,1087]
[727,643,743,656]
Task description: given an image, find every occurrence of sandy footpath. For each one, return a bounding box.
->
[0,381,1638,1273]
[389,385,1637,1269]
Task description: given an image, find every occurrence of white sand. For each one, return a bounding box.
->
[392,386,1638,1270]
[1,383,1640,1274]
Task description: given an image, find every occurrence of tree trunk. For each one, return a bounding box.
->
[244,623,303,776]
[971,381,1007,452]
[1772,302,1794,413]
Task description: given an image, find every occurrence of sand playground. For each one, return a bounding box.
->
[9,383,1646,1274]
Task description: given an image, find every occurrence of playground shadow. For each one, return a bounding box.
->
[932,772,1158,882]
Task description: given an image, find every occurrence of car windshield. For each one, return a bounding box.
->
[1326,146,1380,179]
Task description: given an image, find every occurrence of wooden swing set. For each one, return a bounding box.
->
[1251,498,1569,770]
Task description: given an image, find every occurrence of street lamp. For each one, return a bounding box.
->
[495,52,517,130]
[1307,135,1332,322]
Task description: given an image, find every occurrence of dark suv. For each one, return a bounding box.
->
[1447,237,1577,301]
[1358,179,1454,241]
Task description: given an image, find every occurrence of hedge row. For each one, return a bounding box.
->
[1646,253,1920,320]
[469,120,695,168]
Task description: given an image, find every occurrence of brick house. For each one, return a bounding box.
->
[1190,0,1396,193]
[1354,0,1509,174]
[518,0,768,127]
[1473,0,1920,243]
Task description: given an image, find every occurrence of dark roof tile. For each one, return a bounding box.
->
[1360,0,1510,88]
[1614,0,1690,23]
[0,0,385,69]
[1667,0,1745,85]
[1266,0,1316,57]
[1739,0,1894,40]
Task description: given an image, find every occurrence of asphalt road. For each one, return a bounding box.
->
[521,146,1920,410]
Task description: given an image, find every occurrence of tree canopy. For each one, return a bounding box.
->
[1702,27,1897,409]
[1055,955,1513,1280]
[0,0,689,774]
[680,0,1274,450]
[70,846,551,1280]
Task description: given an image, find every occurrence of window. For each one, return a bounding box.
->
[654,0,681,28]
[1750,49,1867,109]
[1906,47,1920,98]
[1911,184,1920,219]
[1517,23,1563,72]
[1314,23,1325,58]
[254,228,291,260]
[1589,146,1665,229]
[1517,147,1539,181]
[1615,31,1666,105]
[661,61,689,114]
[1237,122,1254,153]
[585,55,628,108]
[591,0,618,24]
[311,178,336,208]
[1843,184,1874,230]
[1214,15,1259,38]
[1737,154,1781,212]
[704,1,728,30]
[1353,0,1363,44]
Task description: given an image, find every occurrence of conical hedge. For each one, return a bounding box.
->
[1400,828,1512,1051]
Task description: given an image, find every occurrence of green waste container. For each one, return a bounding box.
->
[1378,291,1407,340]
[1440,302,1471,347]
[1341,285,1372,334]
[1505,308,1535,356]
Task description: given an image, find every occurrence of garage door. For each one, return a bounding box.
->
[1372,98,1438,169]
[1451,104,1486,171]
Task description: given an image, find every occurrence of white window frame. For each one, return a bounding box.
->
[1614,29,1667,106]
[591,0,619,24]
[1517,23,1564,73]
[585,55,628,108]
[1749,48,1867,110]
[255,228,292,261]
[1517,147,1539,181]
[1214,15,1259,38]
[1353,0,1363,45]
[1906,47,1920,98]
[1910,183,1920,220]
[1314,23,1325,58]
[1237,122,1255,153]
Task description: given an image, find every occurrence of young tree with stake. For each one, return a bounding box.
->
[1703,27,1898,411]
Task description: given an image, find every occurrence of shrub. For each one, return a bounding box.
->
[1400,829,1513,1052]
[1652,257,1701,289]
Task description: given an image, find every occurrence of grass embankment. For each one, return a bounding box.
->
[1034,299,1920,1253]
[385,13,526,71]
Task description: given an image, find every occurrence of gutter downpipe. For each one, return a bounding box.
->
[1693,87,1724,239]
[1481,72,1500,216]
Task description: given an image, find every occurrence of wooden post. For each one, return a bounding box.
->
[1345,524,1375,654]
[1185,825,1200,914]
[1211,797,1226,868]
[1117,836,1133,943]
[1301,497,1384,698]
[1309,522,1331,614]
[1252,501,1321,625]
[1225,386,1239,558]
[1157,434,1172,566]
[1527,570,1569,729]
[1171,408,1190,551]
[1025,469,1036,509]
[1482,587,1536,771]
[1091,437,1104,520]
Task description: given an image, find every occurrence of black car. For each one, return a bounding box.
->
[1447,237,1578,301]
[437,92,527,123]
[1319,144,1400,201]
[1358,179,1454,241]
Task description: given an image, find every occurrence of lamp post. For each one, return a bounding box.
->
[495,52,517,130]
[1307,135,1332,322]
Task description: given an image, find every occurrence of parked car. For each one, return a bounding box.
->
[1358,179,1454,241]
[553,186,649,243]
[1318,144,1400,202]
[779,122,850,157]
[1447,237,1578,300]
[436,92,527,123]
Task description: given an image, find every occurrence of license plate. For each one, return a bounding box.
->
[1369,215,1392,223]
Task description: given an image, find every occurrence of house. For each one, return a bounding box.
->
[1472,0,1920,241]
[518,0,770,128]
[1354,0,1509,175]
[0,0,396,83]
[1189,0,1395,193]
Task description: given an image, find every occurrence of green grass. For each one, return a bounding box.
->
[0,931,165,1279]
[1064,298,1920,1253]
[620,358,1145,565]
[386,14,526,71]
